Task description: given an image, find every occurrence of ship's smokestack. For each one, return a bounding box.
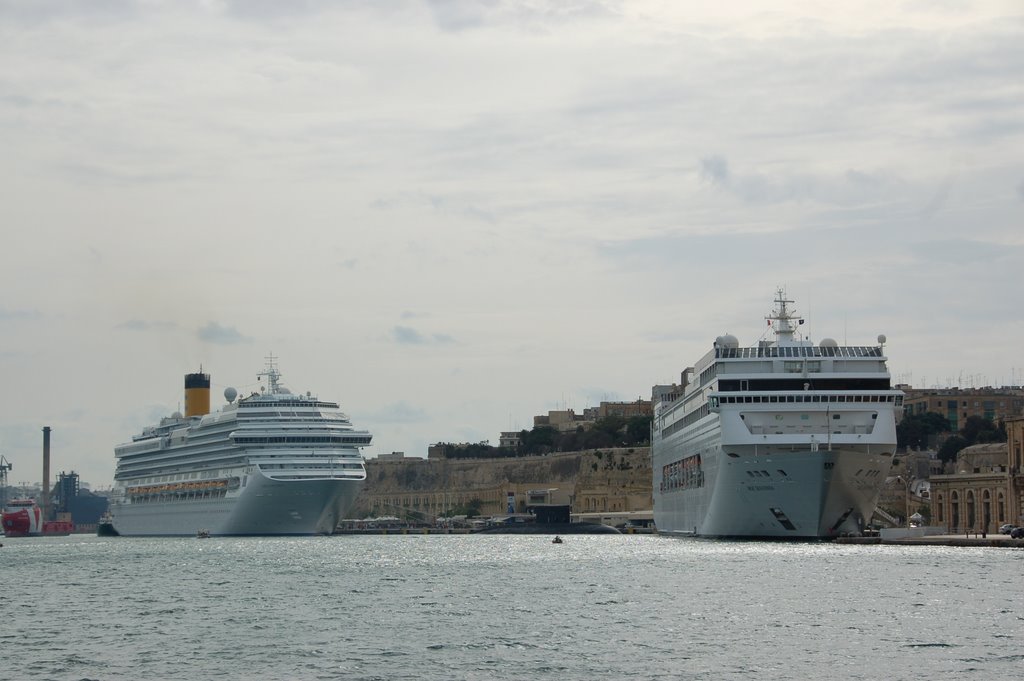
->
[42,426,51,521]
[184,370,211,417]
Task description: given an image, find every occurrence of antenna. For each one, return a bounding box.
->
[258,352,282,394]
[804,293,811,343]
[765,288,802,345]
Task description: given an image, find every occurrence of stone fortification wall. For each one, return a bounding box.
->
[353,447,652,519]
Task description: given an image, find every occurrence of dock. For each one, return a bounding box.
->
[835,534,1024,547]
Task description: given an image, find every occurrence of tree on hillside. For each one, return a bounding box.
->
[960,415,1005,444]
[593,415,627,440]
[438,442,503,459]
[625,415,653,445]
[935,416,1007,463]
[518,426,558,455]
[560,428,615,452]
[937,435,969,463]
[896,412,950,450]
[516,415,653,454]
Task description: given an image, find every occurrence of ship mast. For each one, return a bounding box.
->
[258,352,282,394]
[765,288,803,346]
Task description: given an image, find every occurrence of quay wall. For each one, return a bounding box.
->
[351,447,652,519]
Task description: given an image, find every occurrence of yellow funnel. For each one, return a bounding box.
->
[184,371,211,417]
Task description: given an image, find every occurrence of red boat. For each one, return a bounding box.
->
[1,498,72,537]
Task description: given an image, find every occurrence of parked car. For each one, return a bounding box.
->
[999,523,1017,534]
[1011,527,1024,540]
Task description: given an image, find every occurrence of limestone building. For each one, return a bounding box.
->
[901,386,1024,431]
[929,432,1023,533]
[531,400,653,435]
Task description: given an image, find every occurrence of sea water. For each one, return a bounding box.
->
[0,534,1020,680]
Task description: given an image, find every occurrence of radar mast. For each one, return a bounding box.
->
[766,288,804,345]
[258,352,282,394]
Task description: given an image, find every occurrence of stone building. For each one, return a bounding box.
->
[533,409,588,433]
[929,440,1016,533]
[597,399,653,419]
[899,450,943,478]
[498,431,521,449]
[530,400,653,436]
[901,386,1024,431]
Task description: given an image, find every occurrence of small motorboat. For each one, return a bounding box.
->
[196,529,211,538]
[552,536,563,544]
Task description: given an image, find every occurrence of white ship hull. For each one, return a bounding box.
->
[110,472,363,536]
[654,444,890,538]
[111,360,372,537]
[651,291,903,540]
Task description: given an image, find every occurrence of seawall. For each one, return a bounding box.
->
[352,447,653,519]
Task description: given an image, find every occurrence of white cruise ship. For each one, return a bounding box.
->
[651,291,903,539]
[109,358,370,536]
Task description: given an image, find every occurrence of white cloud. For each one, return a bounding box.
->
[198,322,251,345]
[0,307,41,322]
[117,319,177,331]
[392,325,456,345]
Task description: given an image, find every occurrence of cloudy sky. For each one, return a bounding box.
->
[1,0,1022,488]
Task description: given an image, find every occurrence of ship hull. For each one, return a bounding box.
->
[109,473,363,536]
[654,444,890,539]
[2,505,43,537]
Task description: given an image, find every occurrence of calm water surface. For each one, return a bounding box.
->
[1,534,1021,680]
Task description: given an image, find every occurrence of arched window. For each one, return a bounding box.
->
[966,490,976,530]
[997,491,1006,524]
[950,491,960,530]
[936,493,944,523]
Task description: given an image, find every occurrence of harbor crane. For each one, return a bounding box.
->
[0,455,11,507]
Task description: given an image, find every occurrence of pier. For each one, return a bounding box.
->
[835,533,1024,547]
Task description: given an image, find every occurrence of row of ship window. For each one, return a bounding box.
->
[715,346,882,358]
[660,453,705,492]
[234,436,371,445]
[129,471,230,484]
[116,459,247,479]
[238,401,339,409]
[660,403,711,438]
[271,474,364,480]
[258,463,363,470]
[130,490,227,503]
[711,394,903,405]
